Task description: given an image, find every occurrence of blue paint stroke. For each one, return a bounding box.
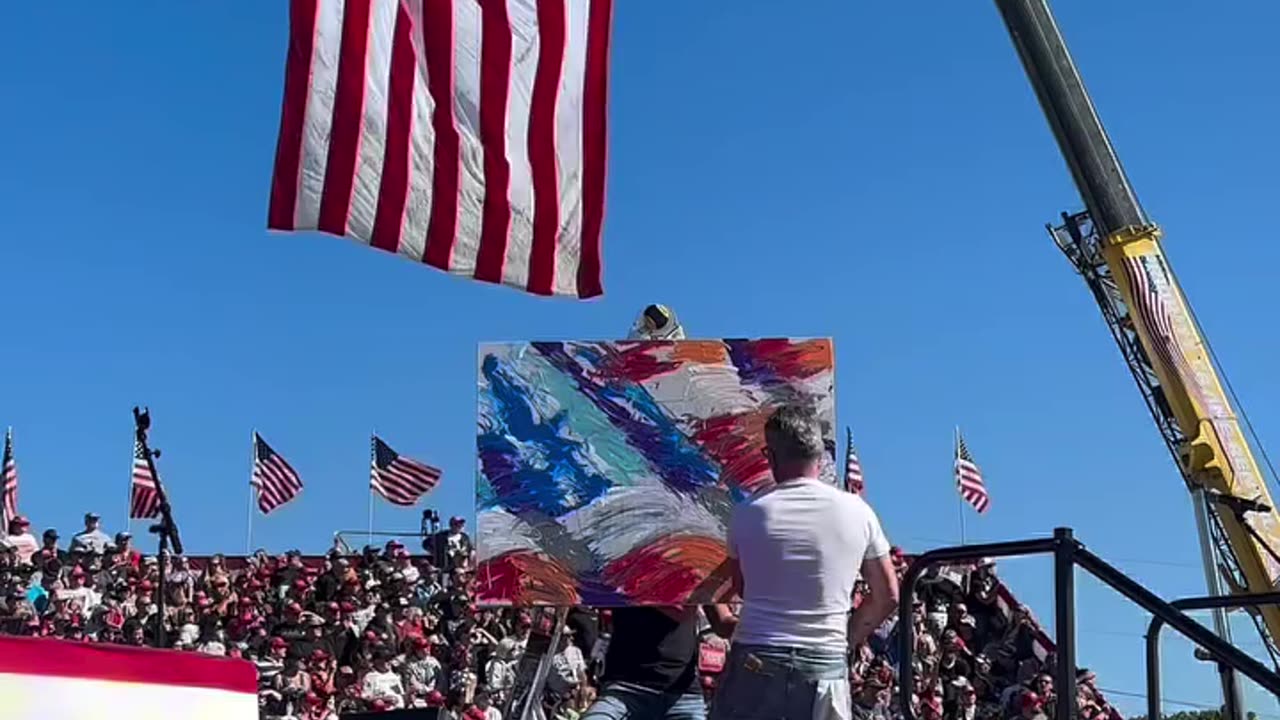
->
[478,354,612,517]
[532,342,720,494]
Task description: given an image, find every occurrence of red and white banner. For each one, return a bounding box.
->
[0,636,257,720]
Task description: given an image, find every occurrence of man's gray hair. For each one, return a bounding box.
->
[764,404,826,463]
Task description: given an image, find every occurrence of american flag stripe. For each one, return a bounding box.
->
[1122,256,1205,407]
[1,429,17,529]
[371,436,441,506]
[955,433,990,514]
[268,0,613,298]
[844,427,864,495]
[130,441,162,519]
[252,433,304,515]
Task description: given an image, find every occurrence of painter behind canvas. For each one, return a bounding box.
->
[474,339,836,607]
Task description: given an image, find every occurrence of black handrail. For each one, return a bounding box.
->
[897,528,1280,720]
[1146,593,1280,720]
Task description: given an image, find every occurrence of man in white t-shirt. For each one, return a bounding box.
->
[711,405,899,720]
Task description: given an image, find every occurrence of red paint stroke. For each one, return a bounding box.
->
[739,338,833,380]
[595,341,729,385]
[694,409,773,494]
[600,344,676,383]
[602,534,729,605]
[475,551,580,606]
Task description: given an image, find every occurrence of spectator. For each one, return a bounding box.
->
[712,405,899,720]
[69,513,112,555]
[0,504,1121,720]
[35,529,65,566]
[6,517,38,565]
[547,627,588,700]
[363,649,407,709]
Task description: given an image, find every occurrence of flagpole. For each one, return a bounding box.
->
[246,430,256,555]
[368,432,375,546]
[125,428,132,532]
[955,426,967,545]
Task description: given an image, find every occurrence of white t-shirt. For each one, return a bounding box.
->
[729,477,890,651]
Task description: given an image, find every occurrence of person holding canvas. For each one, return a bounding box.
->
[581,605,736,720]
[711,405,900,720]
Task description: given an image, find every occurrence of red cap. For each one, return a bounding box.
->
[426,691,446,707]
[10,516,29,527]
[138,580,154,592]
[1021,692,1043,710]
[286,602,303,615]
[270,636,288,649]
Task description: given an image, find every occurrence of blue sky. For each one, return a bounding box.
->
[3,1,1279,715]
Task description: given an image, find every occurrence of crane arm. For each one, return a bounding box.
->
[997,0,1280,662]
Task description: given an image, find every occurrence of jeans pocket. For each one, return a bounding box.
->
[711,658,782,720]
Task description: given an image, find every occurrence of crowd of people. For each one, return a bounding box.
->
[0,495,1123,720]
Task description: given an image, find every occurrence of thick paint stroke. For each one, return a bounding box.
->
[601,534,730,605]
[532,342,720,494]
[477,354,611,516]
[727,338,833,388]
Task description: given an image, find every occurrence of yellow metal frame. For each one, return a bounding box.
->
[1102,225,1280,648]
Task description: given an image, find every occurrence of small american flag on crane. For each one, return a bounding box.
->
[955,431,990,514]
[129,440,162,519]
[252,433,305,515]
[844,427,864,495]
[267,0,615,298]
[371,435,441,506]
[1,428,17,529]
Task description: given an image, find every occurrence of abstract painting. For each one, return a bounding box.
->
[475,339,836,606]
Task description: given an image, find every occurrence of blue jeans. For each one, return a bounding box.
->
[581,682,707,720]
[710,645,850,720]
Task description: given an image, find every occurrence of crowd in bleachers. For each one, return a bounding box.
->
[0,511,1124,720]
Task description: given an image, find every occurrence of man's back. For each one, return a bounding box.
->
[730,478,889,651]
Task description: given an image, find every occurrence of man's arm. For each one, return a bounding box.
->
[848,554,899,648]
[702,603,738,639]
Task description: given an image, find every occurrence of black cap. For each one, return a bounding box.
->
[43,529,58,539]
[85,512,100,521]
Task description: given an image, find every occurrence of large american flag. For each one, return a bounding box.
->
[252,433,305,515]
[371,435,441,506]
[1,428,17,529]
[129,440,162,519]
[268,0,614,298]
[955,431,990,514]
[844,427,864,495]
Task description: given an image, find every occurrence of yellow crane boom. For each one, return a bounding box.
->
[996,0,1280,667]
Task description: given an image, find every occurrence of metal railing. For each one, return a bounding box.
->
[1146,592,1280,720]
[898,528,1280,720]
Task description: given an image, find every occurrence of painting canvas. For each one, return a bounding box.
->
[475,339,836,606]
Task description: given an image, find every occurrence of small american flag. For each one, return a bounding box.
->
[844,427,864,495]
[955,431,990,514]
[1,428,17,529]
[252,433,304,515]
[371,435,441,506]
[129,440,162,519]
[268,0,614,298]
